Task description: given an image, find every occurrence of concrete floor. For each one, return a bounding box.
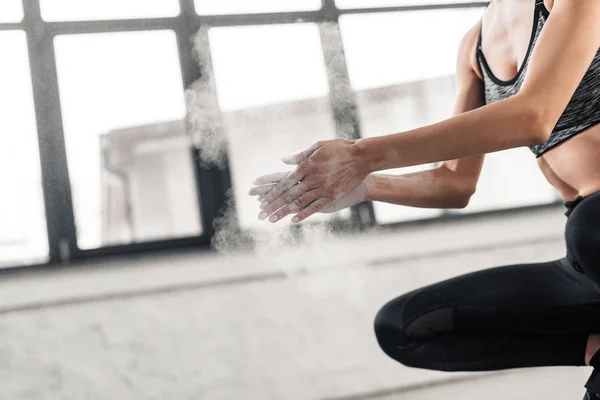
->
[0,204,594,400]
[355,367,590,400]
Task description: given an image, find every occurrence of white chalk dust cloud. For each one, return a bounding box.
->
[186,24,370,301]
[184,27,229,170]
[212,189,369,302]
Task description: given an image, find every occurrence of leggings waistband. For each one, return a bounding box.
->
[563,189,600,217]
[563,196,584,217]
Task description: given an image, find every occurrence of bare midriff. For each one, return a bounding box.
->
[537,124,600,202]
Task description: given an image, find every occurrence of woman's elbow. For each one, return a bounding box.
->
[454,187,476,209]
[449,180,477,209]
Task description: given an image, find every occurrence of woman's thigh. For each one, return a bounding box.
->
[375,257,600,340]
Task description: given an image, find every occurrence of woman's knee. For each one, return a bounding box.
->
[373,294,450,370]
[373,298,417,367]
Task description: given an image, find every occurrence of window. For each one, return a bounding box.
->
[195,0,321,15]
[40,0,180,22]
[54,31,202,249]
[0,31,49,267]
[3,0,556,269]
[208,23,350,229]
[0,0,23,22]
[453,149,560,214]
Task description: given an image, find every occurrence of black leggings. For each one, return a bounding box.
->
[374,189,600,392]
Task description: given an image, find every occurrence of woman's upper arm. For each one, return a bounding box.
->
[440,21,486,191]
[518,0,600,137]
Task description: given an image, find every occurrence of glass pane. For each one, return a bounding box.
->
[55,31,202,250]
[208,24,350,229]
[0,0,23,22]
[454,148,560,214]
[341,9,483,91]
[196,0,321,15]
[0,31,49,267]
[337,0,484,9]
[40,0,179,21]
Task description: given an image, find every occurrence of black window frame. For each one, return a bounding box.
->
[2,0,563,274]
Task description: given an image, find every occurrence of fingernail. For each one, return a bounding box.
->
[269,215,278,223]
[260,201,267,209]
[292,217,299,223]
[258,212,267,220]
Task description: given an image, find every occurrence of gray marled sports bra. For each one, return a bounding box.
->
[476,0,600,158]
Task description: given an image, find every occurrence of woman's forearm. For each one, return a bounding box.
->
[365,166,474,209]
[355,94,548,173]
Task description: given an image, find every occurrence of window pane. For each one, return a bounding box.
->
[453,149,560,215]
[340,8,556,222]
[341,10,483,91]
[0,0,23,22]
[208,24,350,229]
[0,31,49,267]
[196,0,321,15]
[55,31,202,250]
[40,0,179,21]
[337,0,483,9]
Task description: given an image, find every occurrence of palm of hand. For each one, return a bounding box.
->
[252,176,367,216]
[319,180,368,214]
[250,138,369,223]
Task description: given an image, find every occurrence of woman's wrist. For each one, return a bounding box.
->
[363,174,376,202]
[352,137,392,175]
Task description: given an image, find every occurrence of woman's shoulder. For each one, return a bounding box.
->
[457,17,484,81]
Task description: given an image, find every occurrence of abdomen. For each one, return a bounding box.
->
[537,123,600,201]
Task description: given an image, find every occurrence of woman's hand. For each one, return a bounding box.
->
[318,179,370,214]
[249,172,370,221]
[250,138,371,223]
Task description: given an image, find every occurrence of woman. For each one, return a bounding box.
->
[248,0,600,397]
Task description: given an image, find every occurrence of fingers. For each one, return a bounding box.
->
[253,171,291,186]
[248,183,276,196]
[258,182,310,221]
[262,166,307,204]
[292,198,333,223]
[281,141,323,165]
[262,189,321,223]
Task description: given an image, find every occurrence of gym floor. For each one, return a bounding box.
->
[0,203,590,399]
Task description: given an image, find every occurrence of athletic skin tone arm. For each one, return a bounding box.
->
[249,22,486,217]
[253,0,600,224]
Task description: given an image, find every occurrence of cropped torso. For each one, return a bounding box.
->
[476,0,600,202]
